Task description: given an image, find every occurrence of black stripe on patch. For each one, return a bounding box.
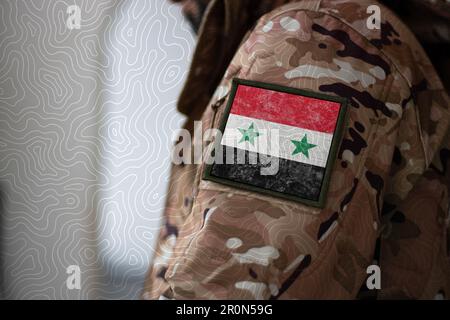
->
[210,146,325,201]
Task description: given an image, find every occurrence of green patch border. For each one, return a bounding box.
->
[203,78,348,208]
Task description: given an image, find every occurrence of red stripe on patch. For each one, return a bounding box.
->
[230,84,341,134]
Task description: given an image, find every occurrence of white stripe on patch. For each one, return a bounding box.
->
[221,113,333,168]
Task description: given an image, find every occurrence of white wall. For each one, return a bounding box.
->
[0,0,194,299]
[95,0,193,299]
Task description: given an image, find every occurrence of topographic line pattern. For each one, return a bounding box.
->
[0,0,194,299]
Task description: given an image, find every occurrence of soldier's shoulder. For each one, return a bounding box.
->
[257,0,443,91]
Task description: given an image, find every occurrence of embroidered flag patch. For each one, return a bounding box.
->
[203,78,347,208]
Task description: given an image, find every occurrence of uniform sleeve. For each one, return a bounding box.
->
[379,88,450,299]
[162,5,450,299]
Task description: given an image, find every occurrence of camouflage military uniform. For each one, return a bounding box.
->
[143,0,450,299]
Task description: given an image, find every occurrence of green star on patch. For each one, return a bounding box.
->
[291,134,316,158]
[238,122,261,145]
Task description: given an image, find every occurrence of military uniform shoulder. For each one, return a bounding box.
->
[258,0,444,91]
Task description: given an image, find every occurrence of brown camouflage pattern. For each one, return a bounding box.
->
[143,0,450,299]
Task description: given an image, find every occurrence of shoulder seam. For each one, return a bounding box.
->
[261,6,412,90]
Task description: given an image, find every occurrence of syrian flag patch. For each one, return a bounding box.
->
[203,78,347,207]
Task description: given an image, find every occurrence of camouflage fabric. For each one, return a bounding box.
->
[143,0,450,299]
